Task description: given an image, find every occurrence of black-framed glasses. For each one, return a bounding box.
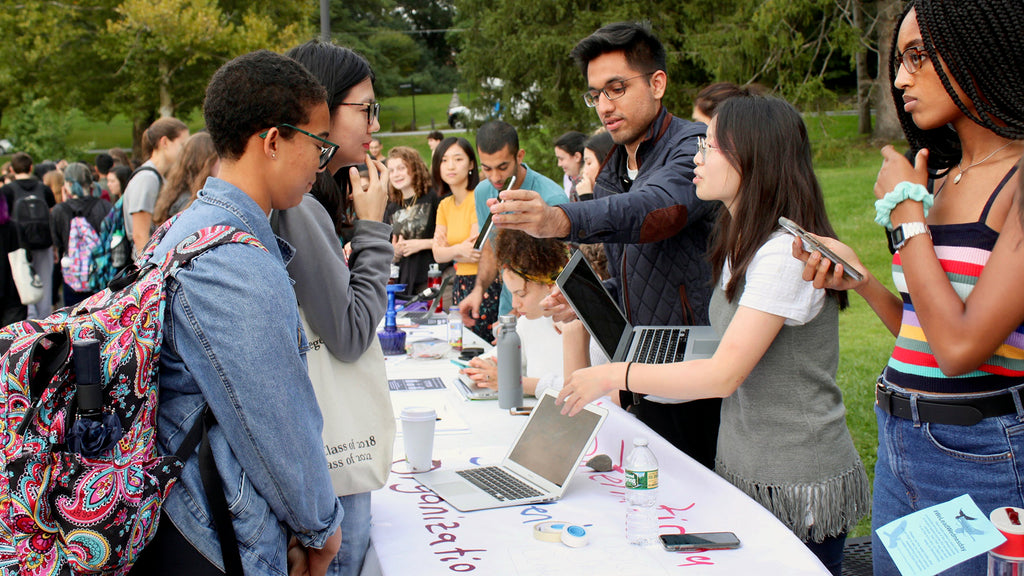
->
[338,101,381,126]
[894,45,930,74]
[696,136,719,161]
[582,72,655,107]
[259,123,339,169]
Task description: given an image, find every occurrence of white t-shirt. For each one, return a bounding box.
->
[720,231,825,326]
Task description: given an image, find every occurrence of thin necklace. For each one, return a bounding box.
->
[953,140,1014,184]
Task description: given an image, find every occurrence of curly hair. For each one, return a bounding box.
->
[493,229,569,284]
[891,1,1024,172]
[204,50,327,160]
[386,146,432,204]
[153,132,217,225]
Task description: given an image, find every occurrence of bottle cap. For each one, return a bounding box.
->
[991,507,1024,559]
[499,314,517,326]
[633,437,648,447]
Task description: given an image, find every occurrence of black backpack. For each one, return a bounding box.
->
[11,181,52,250]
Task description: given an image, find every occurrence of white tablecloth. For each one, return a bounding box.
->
[363,325,829,575]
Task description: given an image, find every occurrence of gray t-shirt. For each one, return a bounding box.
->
[122,160,161,239]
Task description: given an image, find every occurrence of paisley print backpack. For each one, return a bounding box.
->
[0,220,265,575]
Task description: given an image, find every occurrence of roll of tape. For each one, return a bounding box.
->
[991,506,1024,559]
[533,521,566,543]
[560,524,589,548]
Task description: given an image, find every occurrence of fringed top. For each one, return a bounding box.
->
[709,281,869,542]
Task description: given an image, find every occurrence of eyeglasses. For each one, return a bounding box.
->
[259,123,339,170]
[338,101,381,126]
[894,45,930,74]
[696,136,719,161]
[582,73,654,107]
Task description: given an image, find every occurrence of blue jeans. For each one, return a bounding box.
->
[871,384,1024,576]
[327,492,372,576]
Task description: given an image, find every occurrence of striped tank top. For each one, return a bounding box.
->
[885,166,1024,393]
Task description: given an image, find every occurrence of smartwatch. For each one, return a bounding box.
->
[888,221,930,252]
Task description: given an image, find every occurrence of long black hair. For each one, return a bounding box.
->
[891,0,1024,174]
[707,95,848,309]
[431,137,479,197]
[286,40,375,236]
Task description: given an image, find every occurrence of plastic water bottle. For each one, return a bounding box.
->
[988,506,1024,575]
[625,437,659,545]
[427,264,443,313]
[496,315,522,409]
[447,306,463,351]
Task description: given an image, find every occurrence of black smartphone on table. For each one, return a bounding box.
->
[778,217,864,282]
[660,532,741,552]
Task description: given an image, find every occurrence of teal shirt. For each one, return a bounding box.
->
[474,163,567,315]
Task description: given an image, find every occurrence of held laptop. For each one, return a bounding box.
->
[417,390,607,512]
[556,250,720,365]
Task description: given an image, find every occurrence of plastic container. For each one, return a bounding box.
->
[447,306,463,351]
[625,437,659,545]
[496,315,522,409]
[427,263,443,313]
[378,284,407,355]
[988,506,1024,575]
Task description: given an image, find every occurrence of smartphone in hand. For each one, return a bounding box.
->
[778,217,864,282]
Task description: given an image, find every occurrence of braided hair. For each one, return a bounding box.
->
[891,0,1024,173]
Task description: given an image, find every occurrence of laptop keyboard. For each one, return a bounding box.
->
[456,466,543,501]
[632,328,688,363]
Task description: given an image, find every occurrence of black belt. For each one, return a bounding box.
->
[875,383,1019,426]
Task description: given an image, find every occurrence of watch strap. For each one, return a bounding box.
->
[889,221,930,251]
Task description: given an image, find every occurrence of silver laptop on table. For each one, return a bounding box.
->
[555,250,720,365]
[417,390,607,512]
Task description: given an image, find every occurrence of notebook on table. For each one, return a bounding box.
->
[555,250,720,365]
[416,390,607,511]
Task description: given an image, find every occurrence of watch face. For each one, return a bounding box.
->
[891,227,906,247]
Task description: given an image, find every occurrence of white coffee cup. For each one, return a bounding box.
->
[400,407,436,472]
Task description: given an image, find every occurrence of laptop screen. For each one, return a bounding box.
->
[558,251,629,360]
[507,394,603,487]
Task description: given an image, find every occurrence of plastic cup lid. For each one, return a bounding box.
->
[401,407,437,421]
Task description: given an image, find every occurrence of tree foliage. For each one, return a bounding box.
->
[450,0,897,176]
[0,0,309,159]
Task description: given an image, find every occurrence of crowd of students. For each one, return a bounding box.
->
[1,2,1021,575]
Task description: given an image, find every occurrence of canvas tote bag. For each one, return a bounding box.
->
[7,248,43,305]
[300,308,395,496]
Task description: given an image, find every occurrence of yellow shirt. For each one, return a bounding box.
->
[435,191,478,276]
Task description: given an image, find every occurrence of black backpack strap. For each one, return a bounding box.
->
[174,406,243,576]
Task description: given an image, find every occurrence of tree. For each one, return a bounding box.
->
[0,0,311,160]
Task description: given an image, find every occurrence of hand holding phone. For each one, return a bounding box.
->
[660,532,741,552]
[473,176,516,250]
[779,217,864,282]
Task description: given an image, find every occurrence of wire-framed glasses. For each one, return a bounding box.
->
[582,73,654,108]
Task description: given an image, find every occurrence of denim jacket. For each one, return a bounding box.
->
[148,177,343,575]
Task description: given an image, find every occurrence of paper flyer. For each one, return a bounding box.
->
[875,494,1006,576]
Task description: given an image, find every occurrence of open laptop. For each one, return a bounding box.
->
[556,250,720,365]
[417,390,607,512]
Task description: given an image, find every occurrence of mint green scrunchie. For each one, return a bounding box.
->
[874,181,933,230]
